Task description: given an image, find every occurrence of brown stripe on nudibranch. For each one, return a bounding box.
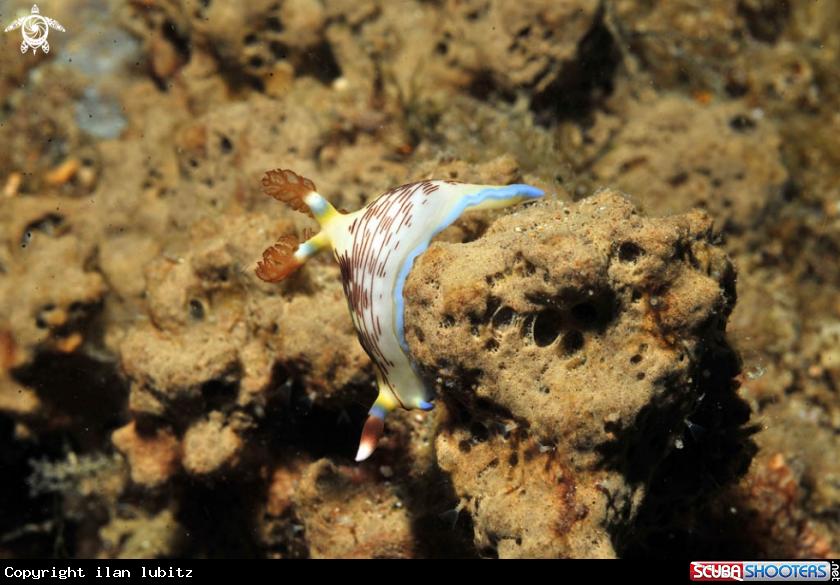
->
[336,250,395,371]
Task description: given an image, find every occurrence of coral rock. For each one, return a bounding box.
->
[591,96,788,232]
[404,190,747,557]
[292,459,414,558]
[182,412,243,477]
[112,421,180,488]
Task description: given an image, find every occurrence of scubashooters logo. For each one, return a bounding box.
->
[4,5,65,54]
[691,561,835,581]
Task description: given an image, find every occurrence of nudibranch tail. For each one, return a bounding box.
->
[355,391,424,461]
[355,412,385,462]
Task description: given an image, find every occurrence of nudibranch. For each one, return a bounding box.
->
[256,169,544,461]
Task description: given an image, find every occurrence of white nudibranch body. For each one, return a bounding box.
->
[256,170,544,461]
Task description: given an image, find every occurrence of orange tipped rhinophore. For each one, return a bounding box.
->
[255,234,303,283]
[256,168,545,461]
[255,169,326,284]
[261,168,316,218]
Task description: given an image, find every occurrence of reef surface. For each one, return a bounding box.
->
[0,0,838,559]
